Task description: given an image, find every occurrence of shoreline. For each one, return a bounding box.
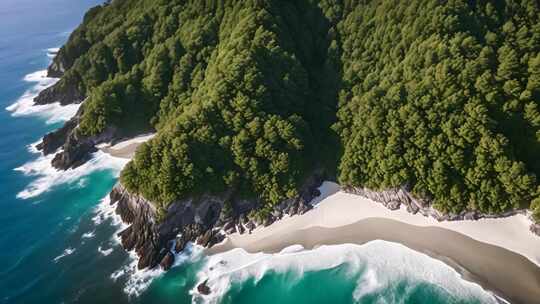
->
[97,133,155,159]
[207,182,540,304]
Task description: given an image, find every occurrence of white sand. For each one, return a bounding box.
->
[98,133,155,159]
[222,181,540,267]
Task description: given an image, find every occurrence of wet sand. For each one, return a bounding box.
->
[209,218,540,304]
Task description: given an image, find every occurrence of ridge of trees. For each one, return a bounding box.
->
[55,0,540,220]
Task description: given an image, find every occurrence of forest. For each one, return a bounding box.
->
[52,0,540,221]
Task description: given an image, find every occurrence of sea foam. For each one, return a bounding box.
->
[15,150,129,199]
[5,69,80,124]
[53,247,75,263]
[82,231,95,239]
[98,246,114,256]
[193,241,499,304]
[46,48,60,58]
[92,195,203,297]
[109,242,203,297]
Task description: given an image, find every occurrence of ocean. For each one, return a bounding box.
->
[0,1,500,303]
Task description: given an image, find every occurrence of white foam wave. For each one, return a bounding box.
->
[53,247,75,262]
[82,231,95,239]
[92,196,125,227]
[47,48,59,58]
[352,268,381,300]
[110,242,203,297]
[74,178,88,189]
[15,150,129,199]
[193,241,499,304]
[98,246,114,256]
[26,139,42,154]
[5,69,80,124]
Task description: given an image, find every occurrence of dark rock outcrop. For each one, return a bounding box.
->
[159,252,175,270]
[109,170,326,271]
[342,186,526,222]
[530,222,540,237]
[33,81,83,106]
[47,51,67,78]
[36,118,77,155]
[111,185,164,269]
[50,126,117,170]
[197,280,211,295]
[110,185,231,269]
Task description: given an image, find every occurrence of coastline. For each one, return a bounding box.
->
[97,133,155,159]
[207,182,540,304]
[19,98,540,302]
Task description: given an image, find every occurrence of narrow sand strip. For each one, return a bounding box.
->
[98,133,155,159]
[208,182,540,304]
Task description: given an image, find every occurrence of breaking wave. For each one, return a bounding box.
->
[15,150,129,199]
[193,241,500,304]
[98,246,114,256]
[110,242,203,297]
[5,69,79,124]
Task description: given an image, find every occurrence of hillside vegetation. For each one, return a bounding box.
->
[53,0,540,220]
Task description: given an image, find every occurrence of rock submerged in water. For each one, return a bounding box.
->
[197,279,211,295]
[159,252,174,270]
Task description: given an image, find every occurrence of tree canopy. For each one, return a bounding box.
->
[56,0,540,219]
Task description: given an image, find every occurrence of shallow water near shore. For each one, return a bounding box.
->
[0,1,507,303]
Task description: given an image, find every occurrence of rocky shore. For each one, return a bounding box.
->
[35,41,540,275]
[341,186,540,236]
[32,50,124,170]
[108,171,324,270]
[36,108,119,170]
[107,172,540,274]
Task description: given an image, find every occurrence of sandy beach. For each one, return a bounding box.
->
[98,133,155,159]
[208,182,540,304]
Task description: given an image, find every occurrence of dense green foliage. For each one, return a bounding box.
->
[333,0,540,215]
[57,0,540,219]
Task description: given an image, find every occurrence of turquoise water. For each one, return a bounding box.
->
[0,1,500,303]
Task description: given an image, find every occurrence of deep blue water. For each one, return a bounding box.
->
[0,1,502,304]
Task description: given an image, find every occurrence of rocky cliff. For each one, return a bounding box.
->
[47,51,67,78]
[36,106,118,170]
[33,80,84,106]
[342,186,540,234]
[51,126,117,170]
[34,52,122,170]
[109,171,325,270]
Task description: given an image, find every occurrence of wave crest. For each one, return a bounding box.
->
[194,241,499,304]
[15,151,129,199]
[5,69,79,124]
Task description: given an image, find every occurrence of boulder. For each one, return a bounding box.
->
[174,236,188,253]
[160,252,175,270]
[197,280,211,295]
[386,201,400,210]
[196,229,213,247]
[530,223,540,237]
[223,221,236,234]
[245,221,255,232]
